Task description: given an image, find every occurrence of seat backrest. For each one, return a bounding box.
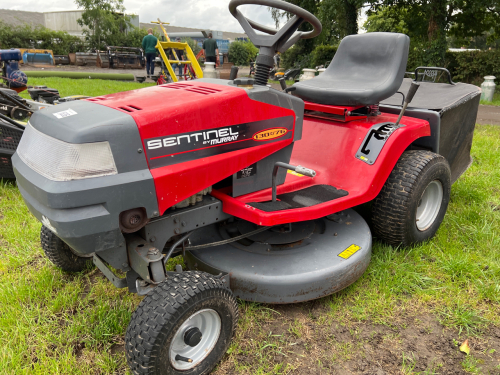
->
[326,32,409,98]
[292,33,410,106]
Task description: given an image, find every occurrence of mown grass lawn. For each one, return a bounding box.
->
[1,78,499,374]
[18,77,155,99]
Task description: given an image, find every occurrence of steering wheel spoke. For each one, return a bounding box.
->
[229,0,321,49]
[272,15,304,49]
[278,32,303,53]
[228,0,322,85]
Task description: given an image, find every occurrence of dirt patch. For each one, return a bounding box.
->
[78,269,106,299]
[110,342,125,356]
[214,303,500,374]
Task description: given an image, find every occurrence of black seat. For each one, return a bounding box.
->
[292,32,410,106]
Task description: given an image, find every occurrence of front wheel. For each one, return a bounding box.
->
[125,271,238,375]
[371,150,451,246]
[40,225,94,272]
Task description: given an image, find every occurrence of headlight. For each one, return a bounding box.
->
[17,123,118,181]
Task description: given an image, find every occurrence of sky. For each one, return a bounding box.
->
[2,0,367,34]
[1,0,277,33]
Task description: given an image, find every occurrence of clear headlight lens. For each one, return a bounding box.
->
[17,123,118,181]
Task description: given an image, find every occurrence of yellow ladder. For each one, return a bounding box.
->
[152,19,203,82]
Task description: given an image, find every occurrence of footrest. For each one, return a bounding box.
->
[248,184,348,212]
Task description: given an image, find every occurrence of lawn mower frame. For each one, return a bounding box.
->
[12,0,481,374]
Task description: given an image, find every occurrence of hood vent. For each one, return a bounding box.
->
[163,83,193,90]
[185,86,221,95]
[118,105,142,112]
[161,83,221,95]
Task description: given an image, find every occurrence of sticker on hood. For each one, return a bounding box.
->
[53,108,77,119]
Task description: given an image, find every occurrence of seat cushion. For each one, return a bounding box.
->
[292,32,410,106]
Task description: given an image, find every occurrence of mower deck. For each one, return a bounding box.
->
[185,208,371,303]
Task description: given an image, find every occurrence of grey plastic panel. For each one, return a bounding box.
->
[245,85,305,142]
[13,153,158,255]
[355,122,405,165]
[28,100,148,174]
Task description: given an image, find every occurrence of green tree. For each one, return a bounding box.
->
[366,0,500,66]
[268,0,364,69]
[270,0,363,44]
[114,26,161,49]
[182,37,201,56]
[269,0,322,57]
[75,0,131,50]
[243,40,259,60]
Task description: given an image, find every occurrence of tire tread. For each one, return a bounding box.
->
[40,225,93,272]
[126,271,238,375]
[372,150,450,246]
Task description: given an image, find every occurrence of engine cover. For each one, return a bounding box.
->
[93,79,304,214]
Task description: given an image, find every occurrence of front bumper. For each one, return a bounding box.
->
[13,153,158,255]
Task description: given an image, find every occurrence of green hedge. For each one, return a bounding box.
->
[0,21,85,55]
[284,40,499,85]
[311,45,338,68]
[445,50,500,85]
[406,48,500,85]
[281,44,338,70]
[228,41,258,66]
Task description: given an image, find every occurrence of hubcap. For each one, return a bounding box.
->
[184,327,203,347]
[169,309,221,370]
[416,180,443,231]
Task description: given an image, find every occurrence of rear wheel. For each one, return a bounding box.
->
[371,150,451,246]
[125,271,238,375]
[40,225,94,272]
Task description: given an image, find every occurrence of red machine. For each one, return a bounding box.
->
[13,1,480,374]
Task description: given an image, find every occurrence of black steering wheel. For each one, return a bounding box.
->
[228,0,322,54]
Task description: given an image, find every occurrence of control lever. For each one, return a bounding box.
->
[229,66,239,80]
[279,78,287,91]
[272,162,316,202]
[278,78,297,94]
[394,81,420,127]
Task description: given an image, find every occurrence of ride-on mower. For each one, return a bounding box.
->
[13,0,480,373]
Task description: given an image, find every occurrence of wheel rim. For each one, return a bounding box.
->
[416,180,443,231]
[169,308,221,370]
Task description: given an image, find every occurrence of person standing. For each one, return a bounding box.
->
[201,33,219,65]
[142,28,158,78]
[170,38,184,79]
